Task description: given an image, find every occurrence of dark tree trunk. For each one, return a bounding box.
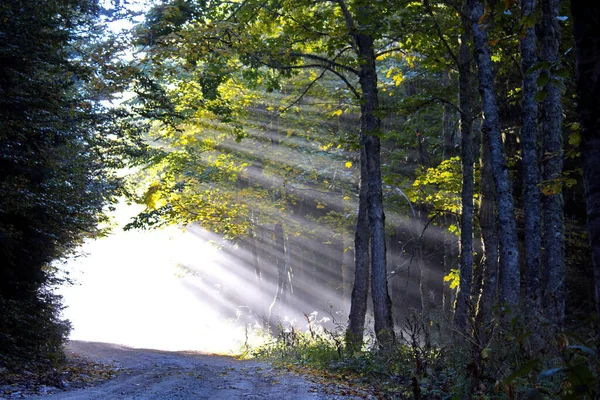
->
[539,0,565,329]
[571,0,600,362]
[520,0,543,317]
[338,0,394,348]
[360,41,395,347]
[476,128,499,342]
[469,0,521,310]
[454,2,475,332]
[345,147,370,354]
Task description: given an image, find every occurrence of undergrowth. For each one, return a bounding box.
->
[243,310,599,400]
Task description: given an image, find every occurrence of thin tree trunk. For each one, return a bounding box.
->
[249,216,262,285]
[571,0,600,363]
[442,69,459,317]
[442,70,458,159]
[268,221,288,330]
[454,1,474,332]
[417,131,431,347]
[539,0,565,329]
[341,236,352,301]
[345,147,370,354]
[469,0,521,310]
[520,0,543,317]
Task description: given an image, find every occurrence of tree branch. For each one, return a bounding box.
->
[288,51,359,75]
[423,0,459,66]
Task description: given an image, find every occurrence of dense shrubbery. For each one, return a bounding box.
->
[0,293,71,371]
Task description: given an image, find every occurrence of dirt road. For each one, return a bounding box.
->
[30,341,361,399]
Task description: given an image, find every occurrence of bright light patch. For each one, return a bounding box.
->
[57,201,263,355]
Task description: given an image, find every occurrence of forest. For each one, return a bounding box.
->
[1,0,599,398]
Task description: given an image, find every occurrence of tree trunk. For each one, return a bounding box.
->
[442,69,459,317]
[345,147,370,354]
[268,221,289,329]
[520,0,543,317]
[249,216,263,285]
[469,0,521,310]
[338,0,394,348]
[454,1,475,332]
[539,0,565,329]
[476,127,499,341]
[571,0,600,362]
[359,40,395,348]
[442,70,458,160]
[417,131,431,347]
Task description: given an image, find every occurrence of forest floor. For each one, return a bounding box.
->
[1,340,374,399]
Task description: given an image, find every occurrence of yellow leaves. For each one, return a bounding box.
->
[316,202,325,209]
[330,109,343,117]
[385,67,404,86]
[443,269,460,289]
[345,161,352,169]
[319,143,333,151]
[143,183,165,210]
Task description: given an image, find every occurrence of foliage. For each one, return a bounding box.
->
[0,0,147,370]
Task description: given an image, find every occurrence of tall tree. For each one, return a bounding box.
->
[468,0,521,311]
[539,0,565,328]
[520,0,543,317]
[454,0,475,332]
[337,0,395,347]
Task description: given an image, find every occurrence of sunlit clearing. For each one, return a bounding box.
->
[57,200,267,355]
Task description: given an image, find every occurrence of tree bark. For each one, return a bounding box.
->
[469,0,521,310]
[360,38,395,347]
[539,0,565,329]
[345,146,370,354]
[338,0,395,348]
[571,0,600,362]
[454,1,475,332]
[520,0,543,317]
[476,127,499,340]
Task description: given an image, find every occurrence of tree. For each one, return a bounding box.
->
[132,0,398,347]
[539,0,565,329]
[467,0,520,312]
[454,0,475,333]
[519,0,543,318]
[0,0,144,369]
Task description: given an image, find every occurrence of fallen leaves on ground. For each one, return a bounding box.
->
[275,364,387,399]
[0,354,121,398]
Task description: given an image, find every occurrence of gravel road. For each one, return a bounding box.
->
[30,341,361,399]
